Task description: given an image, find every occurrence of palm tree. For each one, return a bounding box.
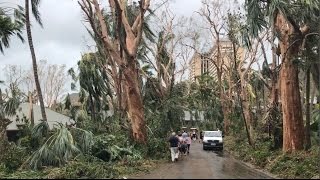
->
[244,0,320,152]
[25,0,47,122]
[0,4,25,53]
[68,53,113,122]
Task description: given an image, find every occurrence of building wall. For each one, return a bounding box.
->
[189,39,244,82]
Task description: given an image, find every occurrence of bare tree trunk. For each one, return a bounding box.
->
[241,86,254,142]
[238,89,253,146]
[123,62,146,144]
[271,61,282,149]
[270,28,282,149]
[25,0,47,122]
[222,99,231,133]
[231,42,253,146]
[82,0,149,143]
[221,86,230,134]
[276,12,305,152]
[279,57,304,152]
[305,66,311,150]
[28,91,34,126]
[215,37,230,135]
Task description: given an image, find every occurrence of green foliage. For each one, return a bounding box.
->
[144,81,187,137]
[251,141,272,167]
[311,104,320,132]
[31,121,49,139]
[268,146,319,178]
[29,120,50,149]
[229,104,244,135]
[28,125,93,170]
[145,137,168,159]
[71,127,94,154]
[0,5,25,53]
[46,156,118,179]
[94,133,151,164]
[1,144,28,172]
[1,170,45,179]
[225,135,319,179]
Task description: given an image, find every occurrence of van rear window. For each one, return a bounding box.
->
[204,131,222,137]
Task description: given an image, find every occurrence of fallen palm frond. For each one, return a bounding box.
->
[27,123,93,170]
[31,120,49,140]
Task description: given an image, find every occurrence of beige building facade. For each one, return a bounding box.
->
[189,39,244,82]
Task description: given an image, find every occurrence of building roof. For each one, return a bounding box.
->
[6,103,75,131]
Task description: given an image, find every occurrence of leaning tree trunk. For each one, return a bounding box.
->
[276,12,305,152]
[123,61,147,144]
[25,0,47,122]
[241,85,254,142]
[305,66,311,150]
[229,41,253,145]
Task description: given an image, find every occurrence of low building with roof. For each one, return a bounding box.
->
[6,103,75,141]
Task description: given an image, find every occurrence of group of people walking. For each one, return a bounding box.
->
[168,130,200,162]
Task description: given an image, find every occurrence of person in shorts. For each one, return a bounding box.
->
[168,132,179,162]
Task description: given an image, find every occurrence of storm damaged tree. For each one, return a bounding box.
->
[196,0,232,135]
[79,0,151,144]
[245,0,320,152]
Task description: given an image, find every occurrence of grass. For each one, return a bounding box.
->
[224,136,319,179]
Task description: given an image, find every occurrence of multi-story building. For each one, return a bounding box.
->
[189,39,243,82]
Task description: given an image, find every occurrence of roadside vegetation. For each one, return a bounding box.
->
[225,136,319,179]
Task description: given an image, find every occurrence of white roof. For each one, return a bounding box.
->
[6,103,75,131]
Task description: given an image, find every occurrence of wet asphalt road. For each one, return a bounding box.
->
[131,141,273,179]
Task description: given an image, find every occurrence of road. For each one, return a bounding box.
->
[131,142,274,179]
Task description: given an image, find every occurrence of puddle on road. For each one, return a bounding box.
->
[212,150,224,157]
[203,150,272,179]
[219,156,271,179]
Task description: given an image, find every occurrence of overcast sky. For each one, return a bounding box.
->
[0,0,203,73]
[1,0,266,88]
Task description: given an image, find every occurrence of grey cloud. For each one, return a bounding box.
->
[0,0,206,81]
[0,0,93,71]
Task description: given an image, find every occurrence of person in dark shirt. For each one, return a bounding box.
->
[199,131,203,143]
[168,132,179,162]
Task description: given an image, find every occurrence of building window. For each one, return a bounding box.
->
[201,55,209,75]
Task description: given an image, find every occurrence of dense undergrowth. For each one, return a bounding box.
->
[224,135,320,179]
[0,123,169,179]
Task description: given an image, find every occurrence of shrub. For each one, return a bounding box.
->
[2,144,28,172]
[267,148,319,178]
[145,137,168,159]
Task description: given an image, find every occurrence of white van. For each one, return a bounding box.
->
[202,130,223,151]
